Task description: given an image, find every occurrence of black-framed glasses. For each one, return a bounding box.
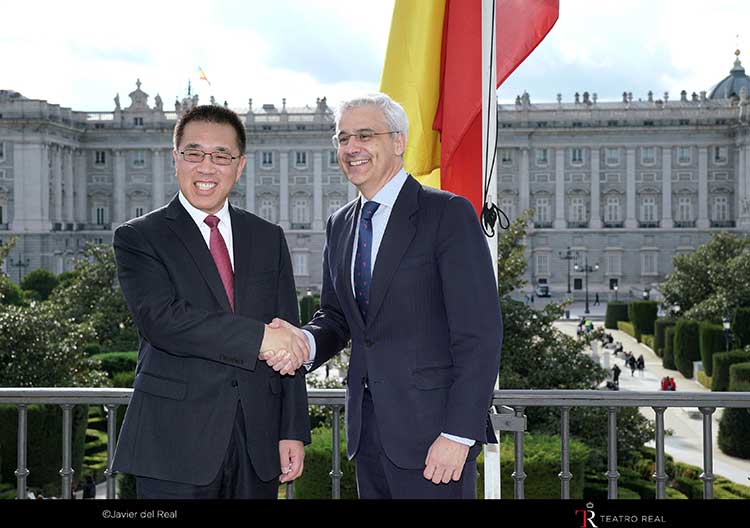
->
[332,130,400,149]
[179,149,239,166]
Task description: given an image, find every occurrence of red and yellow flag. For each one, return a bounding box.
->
[198,66,212,87]
[380,0,559,216]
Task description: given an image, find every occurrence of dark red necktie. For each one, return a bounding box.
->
[203,214,234,311]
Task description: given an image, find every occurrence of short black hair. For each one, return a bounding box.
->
[173,105,246,154]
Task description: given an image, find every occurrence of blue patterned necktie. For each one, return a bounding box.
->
[354,201,380,321]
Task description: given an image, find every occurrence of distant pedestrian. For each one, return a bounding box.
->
[530,293,535,304]
[668,377,677,391]
[636,354,645,377]
[594,293,600,306]
[627,355,637,376]
[611,364,621,384]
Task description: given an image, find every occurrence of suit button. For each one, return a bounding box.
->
[365,339,374,347]
[231,380,238,387]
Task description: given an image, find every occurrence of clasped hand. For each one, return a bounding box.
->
[258,318,309,375]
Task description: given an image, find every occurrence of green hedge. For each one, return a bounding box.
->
[697,370,712,389]
[292,427,358,499]
[712,350,750,391]
[699,322,726,377]
[663,327,677,370]
[718,369,750,459]
[732,307,750,348]
[617,321,636,338]
[628,301,658,341]
[605,302,630,330]
[0,404,88,495]
[729,362,750,392]
[654,319,676,358]
[674,320,700,379]
[641,334,655,350]
[90,351,137,379]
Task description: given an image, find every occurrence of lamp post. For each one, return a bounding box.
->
[613,284,619,301]
[574,253,599,315]
[642,288,650,301]
[8,256,30,284]
[723,315,731,354]
[558,247,575,294]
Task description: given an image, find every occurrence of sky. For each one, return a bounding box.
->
[2,0,749,112]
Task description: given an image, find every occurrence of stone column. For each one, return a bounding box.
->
[113,150,126,227]
[75,150,88,225]
[742,141,750,230]
[661,147,673,228]
[590,147,602,228]
[697,146,710,228]
[625,147,637,228]
[519,148,530,214]
[151,149,165,210]
[52,145,63,225]
[313,151,324,230]
[553,148,566,228]
[279,151,290,229]
[10,142,51,231]
[245,151,256,214]
[63,147,74,225]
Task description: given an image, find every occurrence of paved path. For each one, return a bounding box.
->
[556,321,750,486]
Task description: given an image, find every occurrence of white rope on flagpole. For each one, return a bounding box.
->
[481,0,502,500]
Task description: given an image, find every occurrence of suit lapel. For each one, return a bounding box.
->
[230,204,251,314]
[164,195,233,312]
[367,176,419,326]
[340,200,366,330]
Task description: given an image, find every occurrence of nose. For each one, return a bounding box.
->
[196,155,217,172]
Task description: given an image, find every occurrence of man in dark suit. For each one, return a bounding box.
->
[268,94,502,498]
[111,105,311,499]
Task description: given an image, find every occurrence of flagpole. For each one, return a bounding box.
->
[481,0,501,500]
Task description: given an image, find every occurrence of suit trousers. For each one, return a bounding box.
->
[355,389,477,499]
[136,401,278,499]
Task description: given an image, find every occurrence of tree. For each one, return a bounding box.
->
[0,302,107,387]
[0,237,26,307]
[49,244,138,352]
[661,232,750,321]
[497,215,654,458]
[20,268,59,301]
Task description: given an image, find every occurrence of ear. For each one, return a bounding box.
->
[393,131,406,157]
[235,154,248,184]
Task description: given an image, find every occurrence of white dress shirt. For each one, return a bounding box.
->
[178,192,235,271]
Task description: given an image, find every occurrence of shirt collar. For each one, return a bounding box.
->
[360,168,408,211]
[178,192,231,228]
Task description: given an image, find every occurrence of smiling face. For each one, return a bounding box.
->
[336,105,405,199]
[173,120,246,214]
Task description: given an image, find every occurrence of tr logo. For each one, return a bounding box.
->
[575,502,599,528]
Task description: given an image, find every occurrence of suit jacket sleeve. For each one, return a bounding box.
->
[303,216,351,371]
[114,222,263,371]
[275,229,312,443]
[437,196,503,441]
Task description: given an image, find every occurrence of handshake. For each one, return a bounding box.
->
[258,318,310,375]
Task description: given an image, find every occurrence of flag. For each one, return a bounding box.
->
[198,66,212,87]
[381,0,559,215]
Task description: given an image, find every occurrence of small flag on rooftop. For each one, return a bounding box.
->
[198,67,212,87]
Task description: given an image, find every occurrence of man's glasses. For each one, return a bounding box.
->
[179,149,239,166]
[331,130,400,149]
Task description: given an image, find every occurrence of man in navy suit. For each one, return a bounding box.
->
[112,105,310,499]
[267,93,502,498]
